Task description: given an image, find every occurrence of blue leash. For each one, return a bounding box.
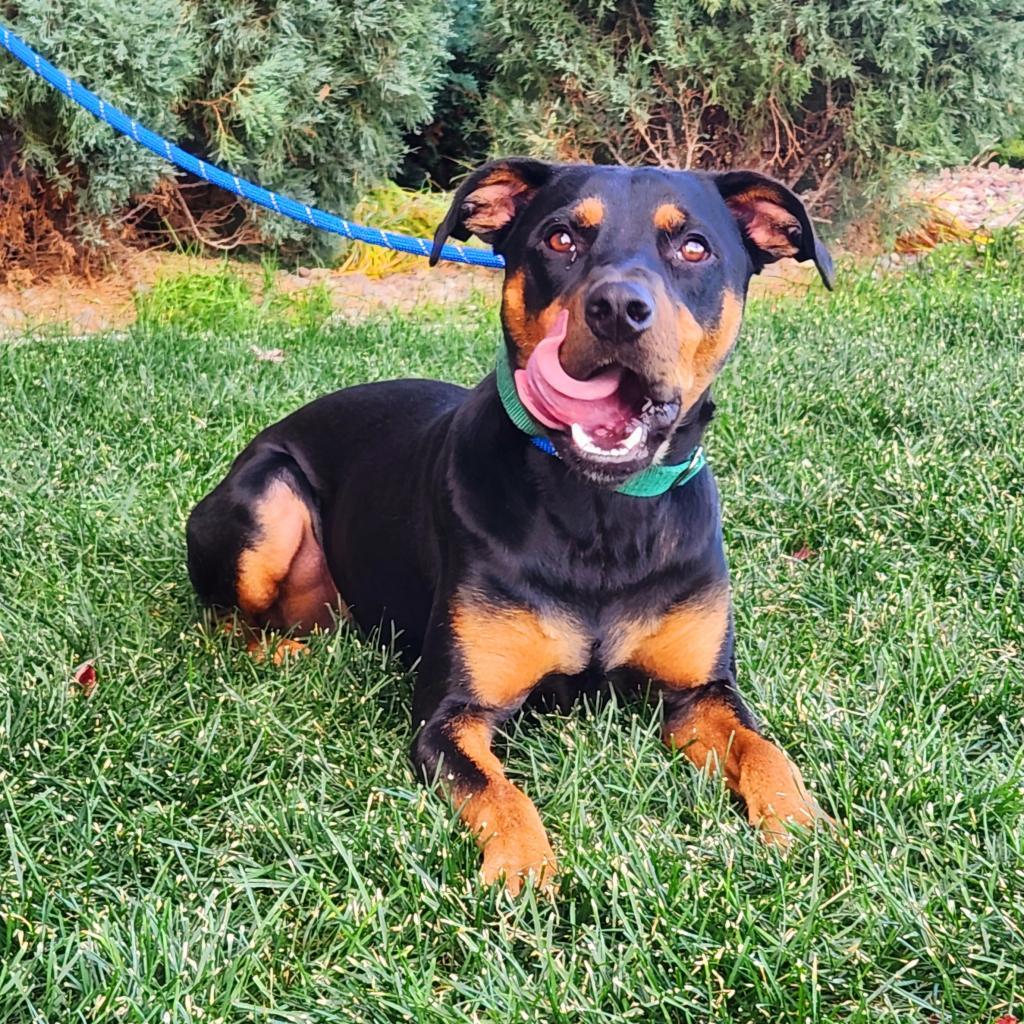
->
[0,24,506,270]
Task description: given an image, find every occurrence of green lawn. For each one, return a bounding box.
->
[1,245,1022,1023]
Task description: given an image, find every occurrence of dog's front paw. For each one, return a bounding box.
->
[480,830,558,896]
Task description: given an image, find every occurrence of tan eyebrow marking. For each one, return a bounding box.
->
[572,196,605,228]
[653,203,686,232]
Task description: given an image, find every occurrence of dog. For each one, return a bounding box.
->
[186,158,834,894]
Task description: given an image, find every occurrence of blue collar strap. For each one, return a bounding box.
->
[495,346,706,498]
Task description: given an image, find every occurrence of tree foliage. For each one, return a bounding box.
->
[0,0,1021,268]
[473,0,1024,207]
[0,0,452,259]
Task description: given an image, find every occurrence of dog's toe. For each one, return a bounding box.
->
[246,637,308,665]
[480,833,558,897]
[753,792,834,848]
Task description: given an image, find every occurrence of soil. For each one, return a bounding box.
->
[0,250,501,336]
[1,165,1020,337]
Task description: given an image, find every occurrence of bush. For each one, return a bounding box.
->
[472,0,1024,211]
[336,182,455,276]
[399,0,490,190]
[0,0,453,266]
[995,137,1024,167]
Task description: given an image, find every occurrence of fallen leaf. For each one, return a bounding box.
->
[789,546,816,562]
[317,83,331,102]
[251,346,285,363]
[994,1015,1018,1024]
[71,660,97,697]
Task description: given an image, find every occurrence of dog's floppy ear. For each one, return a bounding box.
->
[713,171,834,289]
[430,158,554,266]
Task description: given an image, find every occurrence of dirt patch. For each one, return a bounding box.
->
[0,249,503,336]
[1,249,177,335]
[0,249,824,337]
[3,164,1019,337]
[276,262,499,319]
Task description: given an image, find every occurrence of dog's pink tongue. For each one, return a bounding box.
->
[515,311,632,433]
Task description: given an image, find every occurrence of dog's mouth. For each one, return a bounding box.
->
[515,311,681,482]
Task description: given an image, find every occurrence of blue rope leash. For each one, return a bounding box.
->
[0,24,506,270]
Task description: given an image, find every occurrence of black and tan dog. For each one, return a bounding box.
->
[187,159,834,894]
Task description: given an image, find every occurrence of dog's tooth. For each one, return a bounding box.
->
[572,422,609,457]
[571,423,592,449]
[622,423,645,451]
[573,421,645,460]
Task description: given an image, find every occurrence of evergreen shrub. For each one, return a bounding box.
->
[0,0,452,264]
[472,0,1024,209]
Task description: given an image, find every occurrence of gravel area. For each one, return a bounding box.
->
[911,162,1023,230]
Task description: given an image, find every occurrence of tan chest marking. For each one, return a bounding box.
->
[452,601,590,708]
[611,586,730,687]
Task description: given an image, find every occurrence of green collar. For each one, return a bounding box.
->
[495,346,706,498]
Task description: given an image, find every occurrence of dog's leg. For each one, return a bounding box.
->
[410,598,589,893]
[414,707,556,894]
[622,585,826,841]
[662,681,827,843]
[187,452,345,646]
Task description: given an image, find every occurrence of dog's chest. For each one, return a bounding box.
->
[526,494,687,591]
[454,463,728,696]
[457,553,729,701]
[523,588,729,682]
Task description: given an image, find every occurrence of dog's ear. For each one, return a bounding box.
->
[430,158,555,266]
[713,171,834,289]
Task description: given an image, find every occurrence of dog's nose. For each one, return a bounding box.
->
[584,280,655,342]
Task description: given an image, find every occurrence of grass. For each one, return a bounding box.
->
[1,239,1022,1023]
[135,263,337,333]
[336,184,474,277]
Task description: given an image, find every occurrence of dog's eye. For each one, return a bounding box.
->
[676,237,710,263]
[547,229,576,254]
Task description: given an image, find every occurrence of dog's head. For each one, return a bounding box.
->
[432,159,833,485]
